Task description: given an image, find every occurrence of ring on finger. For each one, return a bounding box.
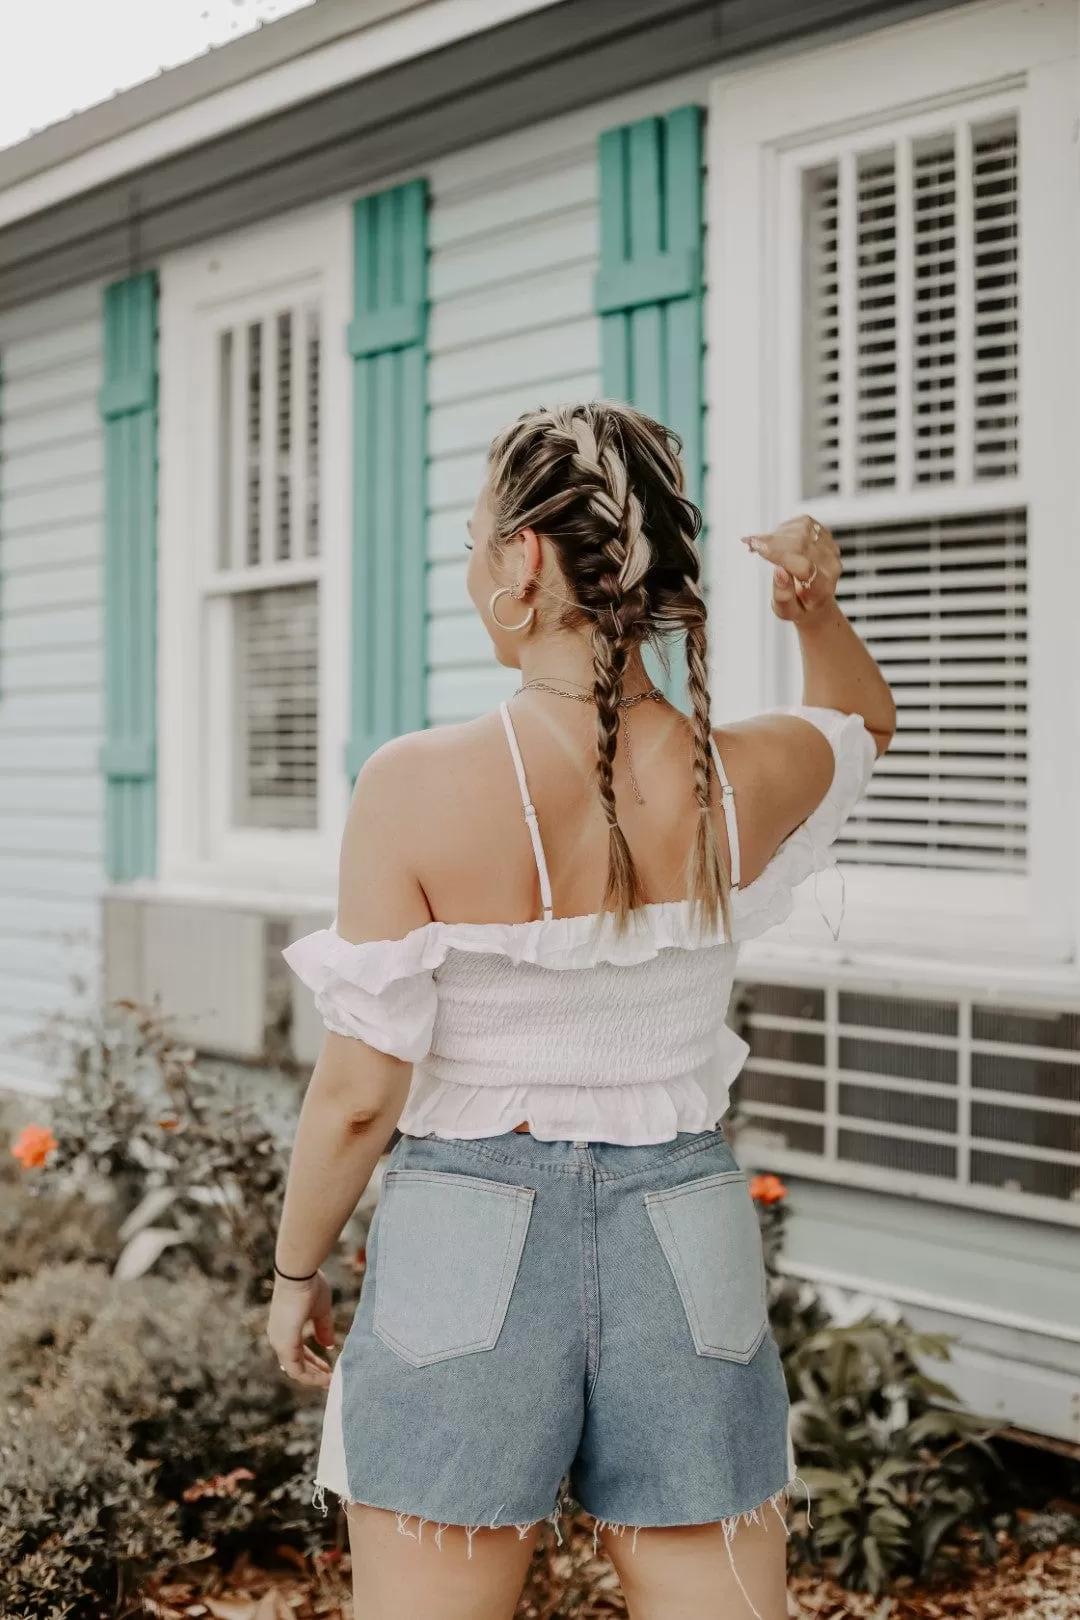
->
[797,561,818,590]
[810,519,822,544]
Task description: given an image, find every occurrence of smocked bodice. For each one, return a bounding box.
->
[284,705,874,1145]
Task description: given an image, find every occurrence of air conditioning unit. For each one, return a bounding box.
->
[103,894,330,1065]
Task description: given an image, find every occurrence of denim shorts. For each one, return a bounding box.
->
[315,1126,793,1537]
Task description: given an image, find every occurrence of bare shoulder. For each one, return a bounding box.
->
[337,716,508,940]
[347,715,505,848]
[356,715,499,799]
[716,714,836,798]
[336,724,483,940]
[711,715,837,879]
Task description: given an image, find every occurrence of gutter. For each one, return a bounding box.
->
[0,0,565,230]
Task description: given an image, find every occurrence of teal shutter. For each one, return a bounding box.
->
[596,106,704,505]
[597,108,704,706]
[99,273,158,880]
[345,179,428,778]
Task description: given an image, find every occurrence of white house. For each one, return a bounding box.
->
[1,0,1077,1442]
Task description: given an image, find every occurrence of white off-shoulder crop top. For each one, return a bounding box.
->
[284,704,875,1146]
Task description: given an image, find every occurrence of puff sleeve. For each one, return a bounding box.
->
[730,705,876,941]
[283,926,438,1063]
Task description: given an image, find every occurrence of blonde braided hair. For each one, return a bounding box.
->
[487,401,730,937]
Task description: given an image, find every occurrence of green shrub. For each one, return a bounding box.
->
[0,1259,332,1615]
[0,1399,196,1620]
[752,1177,1000,1594]
[0,1005,358,1612]
[31,1002,294,1298]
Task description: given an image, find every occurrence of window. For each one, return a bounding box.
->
[710,3,1080,965]
[211,303,323,835]
[792,107,1025,876]
[159,209,349,892]
[711,1,1078,1211]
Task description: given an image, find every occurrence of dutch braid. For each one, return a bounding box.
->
[487,400,728,935]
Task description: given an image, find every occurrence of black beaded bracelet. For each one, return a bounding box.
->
[274,1260,319,1283]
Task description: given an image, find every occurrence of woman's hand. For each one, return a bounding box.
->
[742,515,842,622]
[267,1270,335,1389]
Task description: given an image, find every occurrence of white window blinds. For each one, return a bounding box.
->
[803,114,1020,499]
[797,107,1024,876]
[834,510,1027,872]
[213,301,322,833]
[234,584,319,830]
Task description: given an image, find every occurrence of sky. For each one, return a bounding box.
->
[0,0,317,153]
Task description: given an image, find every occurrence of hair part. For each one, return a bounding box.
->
[487,400,731,938]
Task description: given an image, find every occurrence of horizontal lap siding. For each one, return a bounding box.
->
[424,78,711,726]
[425,126,601,724]
[0,285,104,1092]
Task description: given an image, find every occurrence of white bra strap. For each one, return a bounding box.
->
[709,737,741,890]
[499,702,554,923]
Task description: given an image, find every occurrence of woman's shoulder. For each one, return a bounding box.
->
[712,707,875,889]
[354,713,504,797]
[713,711,837,810]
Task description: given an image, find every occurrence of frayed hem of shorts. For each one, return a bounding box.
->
[581,1476,810,1620]
[310,1479,565,1558]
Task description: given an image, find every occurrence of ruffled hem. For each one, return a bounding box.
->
[399,1040,749,1145]
[282,707,875,996]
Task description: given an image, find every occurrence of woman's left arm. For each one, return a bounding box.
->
[267,1036,411,1387]
[267,736,434,1388]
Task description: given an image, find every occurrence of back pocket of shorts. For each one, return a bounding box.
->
[373,1169,535,1367]
[645,1170,767,1363]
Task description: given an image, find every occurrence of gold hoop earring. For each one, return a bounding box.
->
[489,586,535,632]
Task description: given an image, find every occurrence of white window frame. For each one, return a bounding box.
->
[707,0,1079,973]
[158,205,351,900]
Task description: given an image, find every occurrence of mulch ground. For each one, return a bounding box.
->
[141,1528,1080,1620]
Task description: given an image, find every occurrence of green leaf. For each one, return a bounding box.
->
[918,1506,964,1570]
[905,1409,970,1444]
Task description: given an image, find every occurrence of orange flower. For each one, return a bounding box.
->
[749,1173,788,1206]
[10,1123,58,1170]
[182,1467,255,1502]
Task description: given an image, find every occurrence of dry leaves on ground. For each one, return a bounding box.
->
[789,1542,1080,1619]
[141,1538,1080,1620]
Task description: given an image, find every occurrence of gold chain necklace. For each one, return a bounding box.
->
[515,678,663,804]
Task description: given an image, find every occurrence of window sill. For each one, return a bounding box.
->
[105,874,335,919]
[759,866,1074,974]
[737,934,1080,1002]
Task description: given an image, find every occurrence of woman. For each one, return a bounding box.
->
[270,402,895,1620]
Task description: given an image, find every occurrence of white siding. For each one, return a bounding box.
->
[0,285,104,1093]
[424,75,709,725]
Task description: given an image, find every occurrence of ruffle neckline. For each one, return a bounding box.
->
[283,708,874,992]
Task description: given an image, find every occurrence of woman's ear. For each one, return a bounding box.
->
[518,527,543,590]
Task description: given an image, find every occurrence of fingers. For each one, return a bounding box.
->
[273,1341,332,1388]
[771,566,798,612]
[742,532,817,580]
[268,1305,335,1388]
[741,515,841,618]
[300,1345,333,1387]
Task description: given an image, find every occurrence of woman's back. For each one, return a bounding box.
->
[335,692,837,941]
[285,693,875,1143]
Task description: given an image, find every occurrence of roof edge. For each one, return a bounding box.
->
[0,0,433,190]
